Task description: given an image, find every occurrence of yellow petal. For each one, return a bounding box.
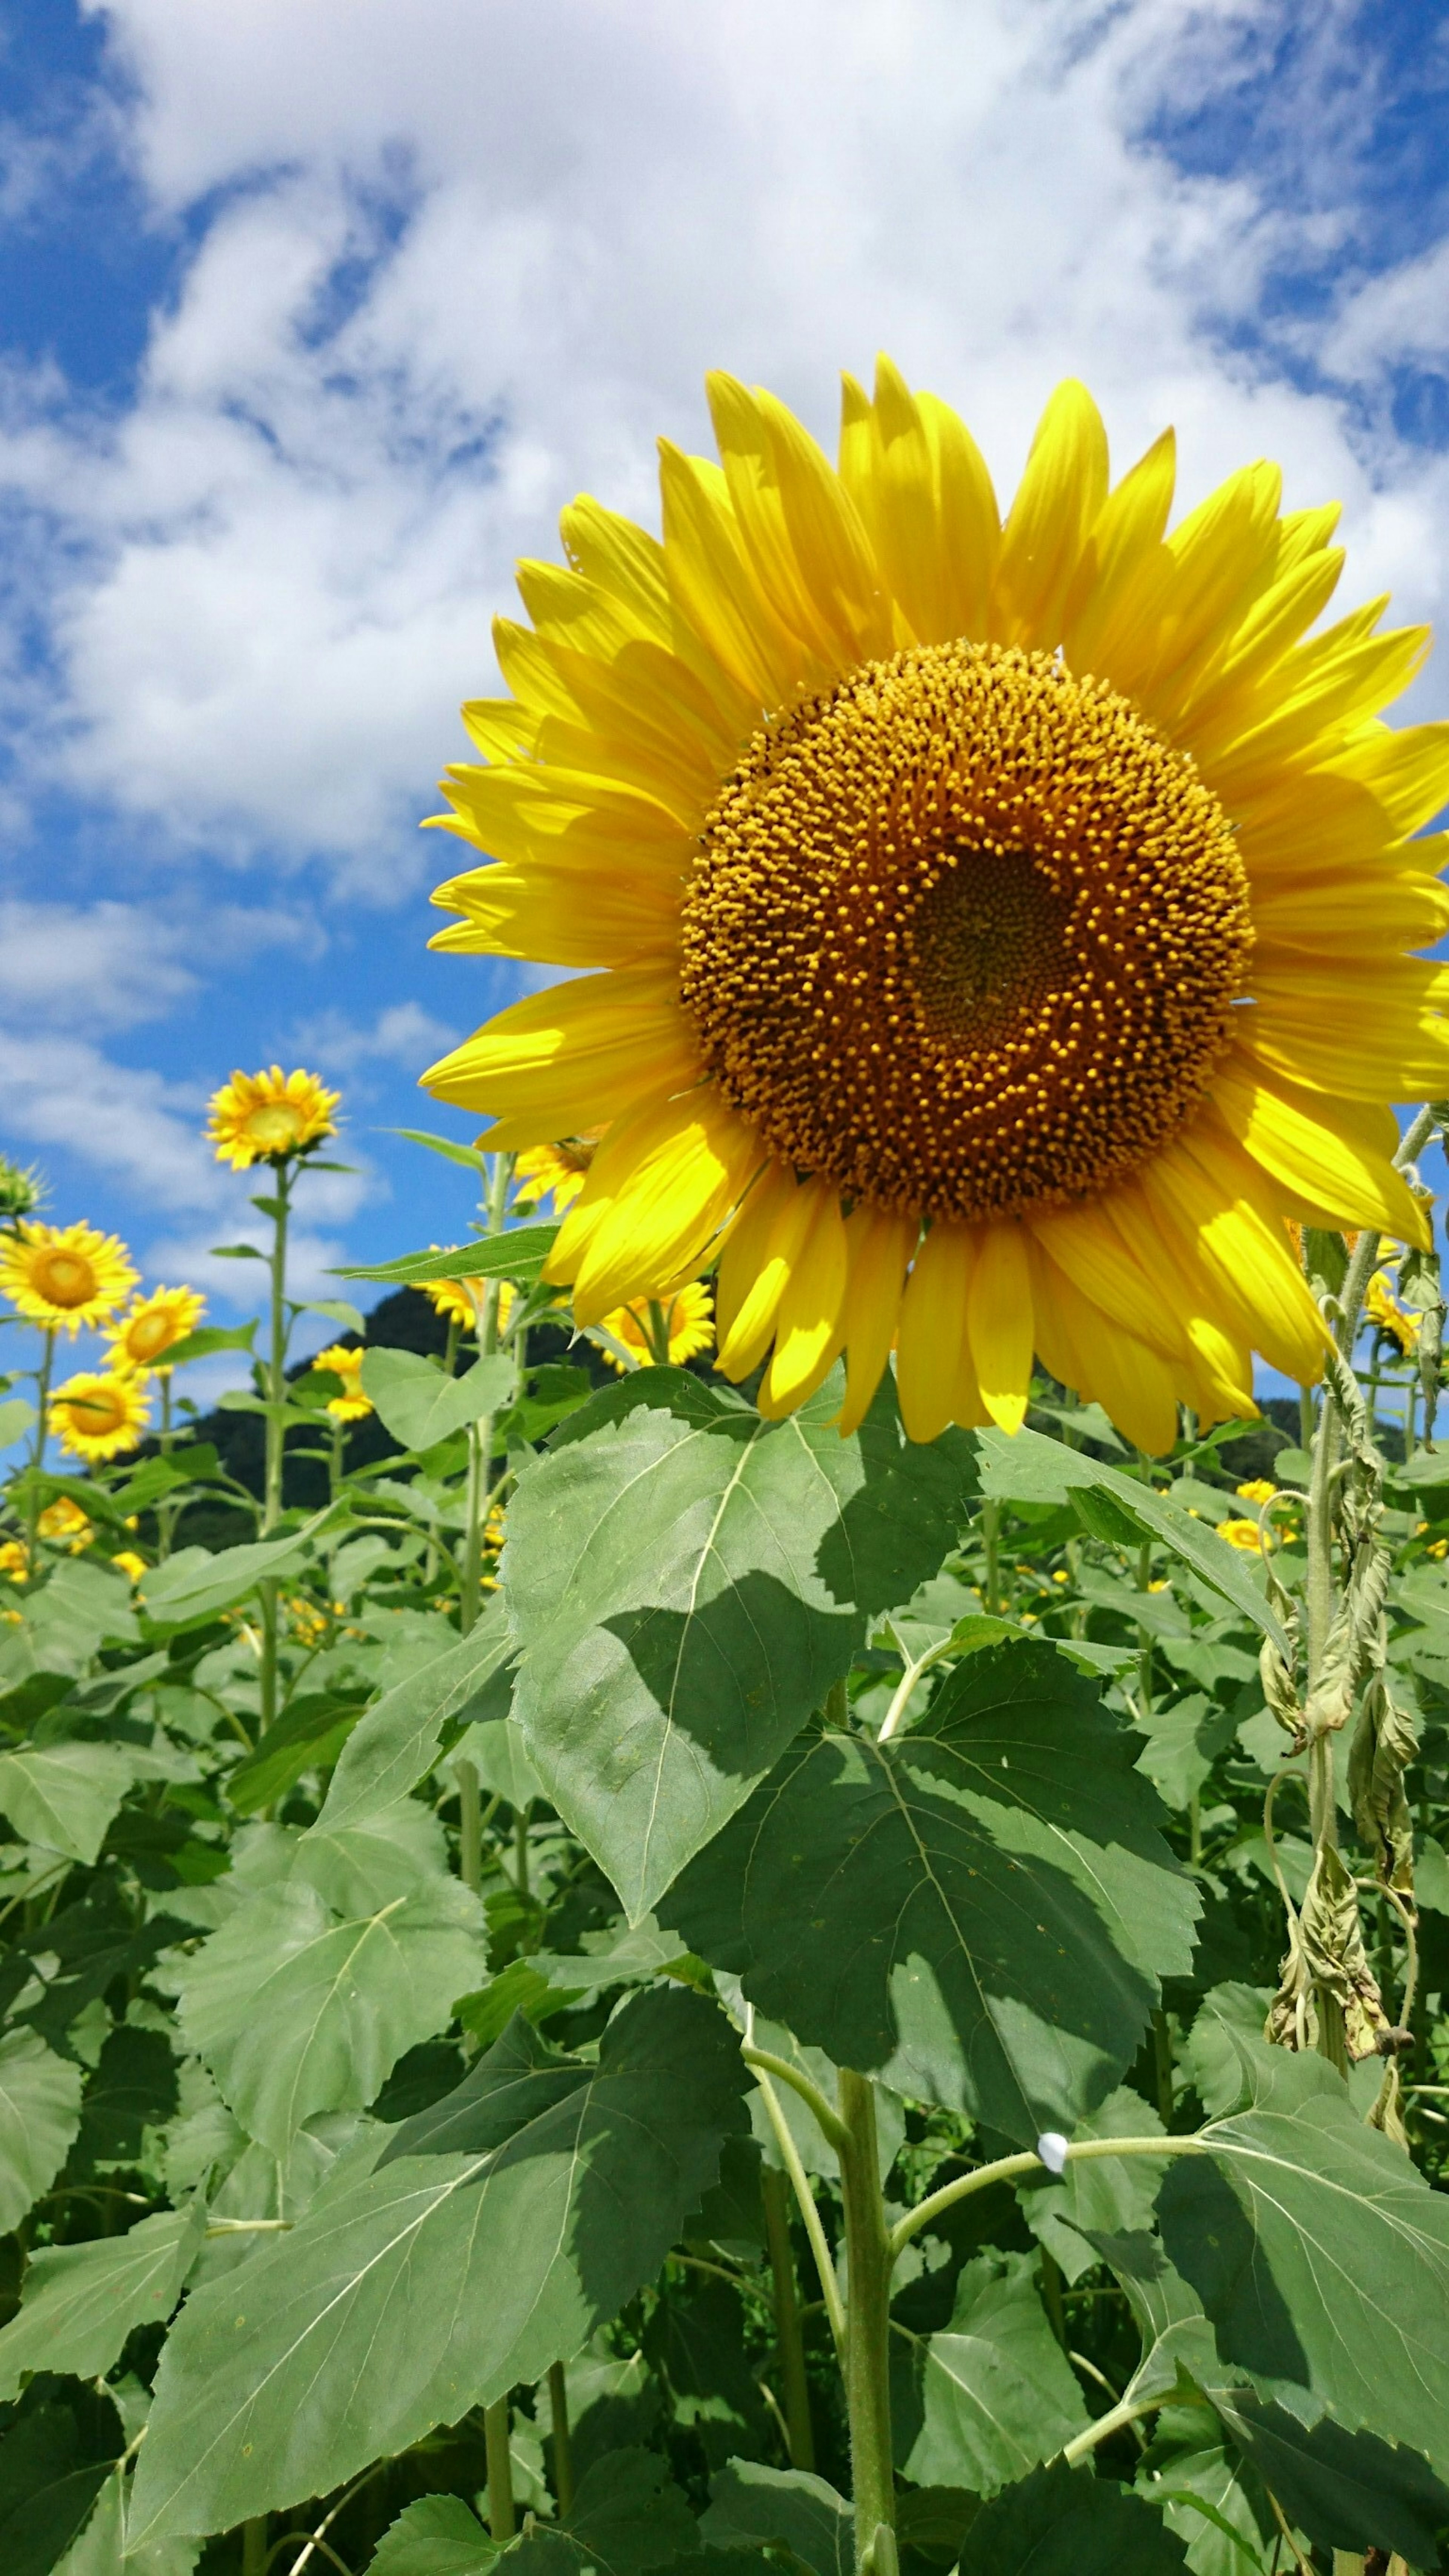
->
[659,440,803,708]
[558,495,673,642]
[1141,1131,1330,1386]
[1174,545,1346,760]
[992,380,1109,649]
[1027,1202,1185,1361]
[716,1169,821,1378]
[428,861,679,969]
[566,1087,763,1322]
[708,374,848,674]
[714,1161,797,1354]
[1207,1056,1431,1244]
[424,964,695,1126]
[966,1223,1034,1434]
[1203,618,1431,799]
[758,386,891,663]
[460,697,537,761]
[1248,864,1449,956]
[1061,426,1175,676]
[1315,720,1449,837]
[758,1185,849,1414]
[870,355,949,647]
[836,1204,916,1436]
[895,1223,973,1444]
[918,390,1000,643]
[1027,1238,1179,1453]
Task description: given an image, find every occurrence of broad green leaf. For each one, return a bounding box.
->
[1111,2244,1221,2408]
[534,2447,700,2575]
[51,2466,201,2576]
[0,1744,138,1864]
[333,1227,559,1287]
[974,1429,1288,1653]
[157,1324,257,1369]
[225,1691,367,1815]
[313,1603,512,1832]
[0,2029,84,2230]
[75,2026,179,2168]
[1183,1987,1273,2119]
[174,1873,486,2153]
[664,1637,1197,2143]
[895,2254,1089,2494]
[369,2496,496,2576]
[0,2208,202,2401]
[137,1508,338,1632]
[0,1397,37,1446]
[702,2464,852,2576]
[1133,1698,1240,1814]
[295,1799,452,1915]
[360,1350,514,1450]
[1158,2039,1449,2480]
[0,2387,125,2576]
[1015,2085,1165,2283]
[642,2273,770,2467]
[955,2461,1188,2576]
[15,1560,138,1668]
[130,1988,748,2541]
[1209,2388,1449,2567]
[507,1369,980,1922]
[453,1716,541,1810]
[1134,2412,1271,2576]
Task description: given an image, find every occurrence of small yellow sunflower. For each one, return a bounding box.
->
[0,1540,30,1583]
[1219,1517,1269,1552]
[597,1279,715,1372]
[309,1343,374,1422]
[49,1370,150,1463]
[37,1496,93,1552]
[111,1549,149,1583]
[512,1139,595,1214]
[420,1269,515,1334]
[0,1221,138,1334]
[1364,1268,1418,1356]
[1235,1478,1278,1506]
[108,1284,206,1373]
[421,360,1447,1454]
[208,1066,340,1170]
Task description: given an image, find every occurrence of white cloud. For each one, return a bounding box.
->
[0,898,319,1033]
[290,998,458,1075]
[0,0,1434,907]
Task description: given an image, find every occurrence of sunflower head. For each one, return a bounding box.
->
[597,1280,715,1373]
[420,1270,515,1335]
[49,1369,150,1462]
[0,1221,138,1335]
[111,1549,149,1583]
[1364,1269,1418,1357]
[37,1496,93,1551]
[309,1343,374,1423]
[208,1067,340,1170]
[512,1139,595,1215]
[421,357,1447,1454]
[0,1541,28,1583]
[109,1284,206,1373]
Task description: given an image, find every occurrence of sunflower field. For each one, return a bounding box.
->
[6,366,1449,2576]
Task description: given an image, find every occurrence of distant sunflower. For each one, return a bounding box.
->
[0,1222,137,1334]
[50,1370,150,1463]
[420,1269,515,1335]
[37,1496,93,1552]
[1364,1267,1418,1356]
[208,1067,339,1170]
[421,362,1446,1451]
[512,1139,594,1214]
[108,1285,206,1374]
[111,1549,149,1583]
[597,1279,715,1372]
[310,1344,373,1422]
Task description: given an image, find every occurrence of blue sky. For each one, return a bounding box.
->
[2,0,1449,1424]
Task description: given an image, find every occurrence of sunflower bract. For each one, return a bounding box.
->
[420,359,1449,1452]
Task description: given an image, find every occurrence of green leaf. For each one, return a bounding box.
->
[156,1324,258,1369]
[294,1298,367,1335]
[642,2273,770,2467]
[0,1745,138,1865]
[0,2209,202,2402]
[508,1369,980,1922]
[0,2031,84,2231]
[1183,1987,1274,2119]
[532,2448,700,2576]
[312,1606,513,1832]
[896,2254,1089,2494]
[973,1429,1289,1653]
[174,1872,486,2154]
[1209,2388,1449,2567]
[360,1350,514,1450]
[955,2462,1188,2576]
[74,2026,179,2169]
[52,2465,201,2576]
[207,1242,266,1259]
[1158,2039,1449,2480]
[368,2497,496,2576]
[1015,2085,1165,2284]
[386,1128,490,1174]
[129,1987,748,2542]
[137,1508,338,1632]
[452,1717,541,1810]
[0,2387,125,2576]
[1134,2412,1271,2576]
[703,2465,852,2576]
[0,1398,37,1447]
[333,1227,559,1288]
[665,1637,1197,2143]
[226,1691,366,1815]
[1133,1698,1240,1815]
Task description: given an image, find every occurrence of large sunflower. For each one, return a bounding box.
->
[421,362,1448,1451]
[0,1222,138,1333]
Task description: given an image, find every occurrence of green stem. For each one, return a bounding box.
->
[746,2036,846,2356]
[1062,2389,1173,2465]
[1303,1339,1348,2075]
[741,2046,851,2153]
[514,1802,531,1898]
[483,2397,515,2543]
[761,2163,815,2470]
[258,1163,293,1737]
[242,2518,269,2576]
[455,1756,482,1895]
[645,1298,672,1366]
[837,2070,895,2573]
[548,2360,574,2517]
[460,1153,513,1636]
[1038,2244,1067,2348]
[1135,1537,1153,1720]
[891,2135,1210,2261]
[25,1330,55,1561]
[981,1500,1002,1617]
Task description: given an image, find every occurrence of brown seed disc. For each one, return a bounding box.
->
[679,641,1252,1221]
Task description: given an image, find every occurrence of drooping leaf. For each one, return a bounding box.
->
[702,2463,852,2576]
[0,2210,202,2402]
[1015,2085,1165,2284]
[664,1637,1197,2143]
[452,1716,542,1810]
[955,2460,1188,2576]
[368,2496,497,2576]
[974,1430,1289,1652]
[1183,1987,1274,2120]
[0,1745,138,1865]
[895,2254,1089,2494]
[360,1350,514,1452]
[506,1369,979,1920]
[0,2031,84,2232]
[1209,2387,1449,2566]
[174,1872,486,2154]
[129,1988,748,2542]
[312,1604,513,1833]
[137,1510,338,1632]
[1158,2039,1449,2480]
